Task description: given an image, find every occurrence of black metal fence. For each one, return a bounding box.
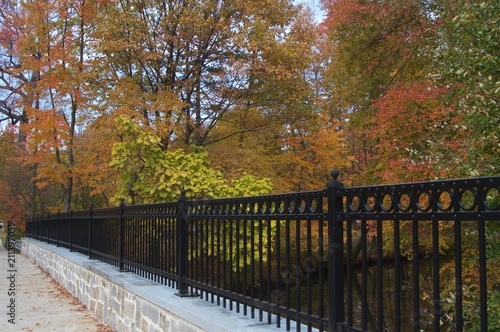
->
[26,171,500,332]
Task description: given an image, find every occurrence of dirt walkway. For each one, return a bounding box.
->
[0,237,112,331]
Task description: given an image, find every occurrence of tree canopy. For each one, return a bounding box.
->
[0,0,498,221]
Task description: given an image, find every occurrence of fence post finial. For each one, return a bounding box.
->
[327,169,343,188]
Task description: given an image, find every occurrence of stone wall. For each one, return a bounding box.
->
[21,238,279,332]
[21,239,202,332]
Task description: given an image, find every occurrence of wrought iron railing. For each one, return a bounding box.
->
[25,171,500,332]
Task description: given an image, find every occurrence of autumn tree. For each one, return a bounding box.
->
[320,0,477,183]
[97,0,312,149]
[0,0,32,138]
[0,0,40,215]
[206,105,280,187]
[1,0,106,214]
[206,8,351,192]
[0,126,32,228]
[72,115,119,208]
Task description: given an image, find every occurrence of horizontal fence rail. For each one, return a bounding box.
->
[26,171,500,332]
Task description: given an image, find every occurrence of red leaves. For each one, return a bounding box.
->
[367,81,468,182]
[372,82,452,134]
[321,0,378,29]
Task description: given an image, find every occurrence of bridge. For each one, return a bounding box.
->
[25,170,500,331]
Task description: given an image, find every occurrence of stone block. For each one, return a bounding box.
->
[124,299,136,320]
[107,310,117,330]
[96,301,104,320]
[171,320,198,332]
[111,296,121,314]
[116,317,129,332]
[141,301,159,324]
[140,317,150,332]
[159,312,172,331]
[100,287,109,304]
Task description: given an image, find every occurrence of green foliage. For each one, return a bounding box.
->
[110,115,273,204]
[433,0,500,176]
[200,220,279,274]
[442,276,500,332]
[229,173,273,197]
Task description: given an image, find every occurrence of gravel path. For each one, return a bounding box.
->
[0,237,112,331]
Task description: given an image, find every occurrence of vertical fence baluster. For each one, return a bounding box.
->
[69,210,73,252]
[267,219,272,325]
[211,217,215,304]
[295,217,300,330]
[361,218,367,331]
[235,218,240,312]
[477,186,487,331]
[88,203,93,259]
[306,218,312,332]
[36,214,38,239]
[205,214,210,302]
[275,219,281,329]
[285,213,291,331]
[432,218,440,332]
[222,218,227,309]
[229,218,233,311]
[377,218,385,332]
[56,210,60,247]
[119,199,126,272]
[394,218,402,330]
[478,217,487,331]
[250,217,255,319]
[216,218,221,306]
[454,219,463,332]
[318,217,324,332]
[259,219,264,321]
[47,212,50,244]
[412,219,420,332]
[242,218,248,316]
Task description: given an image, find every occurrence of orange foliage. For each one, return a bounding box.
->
[0,127,32,229]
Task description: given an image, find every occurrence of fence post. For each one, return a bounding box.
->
[326,169,345,332]
[175,189,191,297]
[88,203,94,260]
[118,199,127,272]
